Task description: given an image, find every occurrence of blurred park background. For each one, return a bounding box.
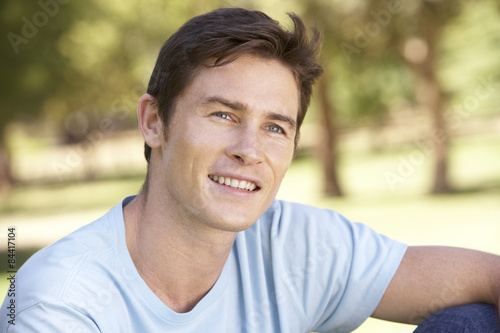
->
[1,0,499,332]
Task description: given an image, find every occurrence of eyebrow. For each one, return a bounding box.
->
[201,96,297,130]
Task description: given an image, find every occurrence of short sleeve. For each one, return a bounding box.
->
[5,301,101,333]
[265,201,408,332]
[315,219,408,332]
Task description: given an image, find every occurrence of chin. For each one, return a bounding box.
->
[208,216,258,233]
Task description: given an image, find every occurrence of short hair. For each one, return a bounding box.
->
[144,7,323,163]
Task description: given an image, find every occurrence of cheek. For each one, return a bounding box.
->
[165,126,219,183]
[268,149,293,183]
[167,121,210,158]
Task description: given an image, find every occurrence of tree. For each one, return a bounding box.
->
[331,0,463,194]
[317,73,343,196]
[395,1,462,193]
[0,0,223,189]
[0,0,75,192]
[301,1,348,197]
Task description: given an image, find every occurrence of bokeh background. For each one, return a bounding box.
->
[1,0,499,332]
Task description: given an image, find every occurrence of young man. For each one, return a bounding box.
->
[1,8,499,332]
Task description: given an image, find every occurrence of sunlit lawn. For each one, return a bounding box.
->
[0,134,499,332]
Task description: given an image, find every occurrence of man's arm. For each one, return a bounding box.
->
[372,246,500,324]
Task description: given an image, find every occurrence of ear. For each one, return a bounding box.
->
[138,93,163,149]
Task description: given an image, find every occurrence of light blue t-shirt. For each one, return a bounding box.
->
[0,197,407,332]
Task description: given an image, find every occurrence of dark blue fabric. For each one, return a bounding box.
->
[414,303,500,333]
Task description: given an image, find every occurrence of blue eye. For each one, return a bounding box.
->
[268,125,284,134]
[215,112,230,120]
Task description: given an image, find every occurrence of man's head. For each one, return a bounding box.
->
[144,7,323,163]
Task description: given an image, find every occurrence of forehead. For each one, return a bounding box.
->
[181,55,300,118]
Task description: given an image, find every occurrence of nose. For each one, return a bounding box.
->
[225,125,264,165]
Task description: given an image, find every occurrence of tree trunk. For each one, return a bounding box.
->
[317,73,342,196]
[0,130,13,195]
[428,78,451,194]
[414,59,451,194]
[404,6,452,194]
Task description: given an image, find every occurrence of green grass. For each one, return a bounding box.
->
[279,135,500,253]
[0,135,499,332]
[0,175,145,215]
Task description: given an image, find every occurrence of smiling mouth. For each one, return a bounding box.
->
[208,174,259,191]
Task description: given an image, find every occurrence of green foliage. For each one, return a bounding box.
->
[1,0,499,190]
[439,0,500,117]
[1,1,70,133]
[300,0,500,127]
[2,0,499,137]
[0,0,224,141]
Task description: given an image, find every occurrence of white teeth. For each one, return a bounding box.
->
[209,175,257,191]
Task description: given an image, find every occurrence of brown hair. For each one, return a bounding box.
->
[144,7,323,162]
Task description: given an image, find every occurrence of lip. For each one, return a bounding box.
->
[208,173,262,191]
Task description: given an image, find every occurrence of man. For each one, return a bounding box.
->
[1,7,499,332]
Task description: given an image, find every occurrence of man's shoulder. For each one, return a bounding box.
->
[260,200,349,228]
[243,200,354,251]
[13,204,123,309]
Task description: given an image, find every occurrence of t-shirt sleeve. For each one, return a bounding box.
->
[268,201,407,333]
[3,301,100,333]
[315,219,407,332]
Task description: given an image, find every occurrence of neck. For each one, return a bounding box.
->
[123,192,237,313]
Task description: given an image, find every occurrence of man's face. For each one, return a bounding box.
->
[155,54,299,232]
